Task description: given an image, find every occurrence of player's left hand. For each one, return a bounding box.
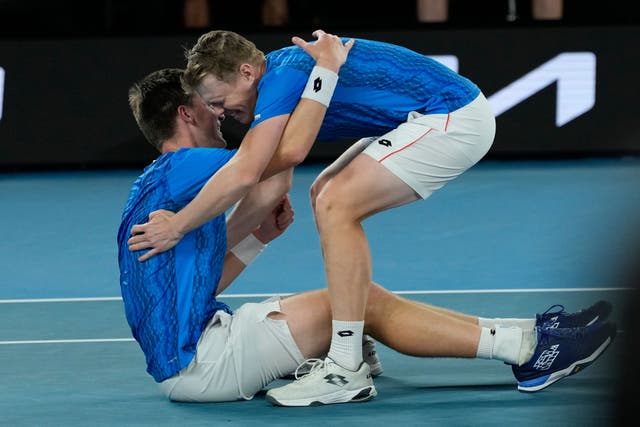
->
[127,209,184,262]
[253,194,294,244]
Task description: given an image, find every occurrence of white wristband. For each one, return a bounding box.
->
[301,66,339,107]
[230,233,266,266]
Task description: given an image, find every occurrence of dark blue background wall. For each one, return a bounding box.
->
[1,26,638,169]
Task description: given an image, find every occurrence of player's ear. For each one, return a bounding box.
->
[177,105,193,123]
[238,63,255,82]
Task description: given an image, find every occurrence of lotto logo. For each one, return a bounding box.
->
[313,76,322,92]
[546,316,560,329]
[324,373,348,386]
[533,344,560,370]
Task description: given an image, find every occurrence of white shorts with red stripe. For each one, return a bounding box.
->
[362,93,495,199]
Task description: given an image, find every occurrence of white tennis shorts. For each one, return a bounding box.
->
[158,297,304,402]
[362,93,496,199]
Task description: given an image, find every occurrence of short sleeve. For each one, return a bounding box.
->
[250,67,308,129]
[165,148,237,203]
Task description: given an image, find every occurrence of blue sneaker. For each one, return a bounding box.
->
[536,300,612,329]
[512,321,616,392]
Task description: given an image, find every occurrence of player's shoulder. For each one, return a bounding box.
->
[168,147,237,172]
[172,147,235,159]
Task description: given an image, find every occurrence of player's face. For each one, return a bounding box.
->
[191,95,226,148]
[195,71,257,125]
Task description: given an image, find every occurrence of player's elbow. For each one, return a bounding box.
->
[255,171,292,209]
[280,145,308,168]
[272,169,293,195]
[235,167,262,190]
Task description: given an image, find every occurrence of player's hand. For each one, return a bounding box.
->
[253,194,294,244]
[127,209,184,262]
[292,29,354,73]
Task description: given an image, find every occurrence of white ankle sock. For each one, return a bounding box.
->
[518,329,537,366]
[327,320,364,371]
[476,327,495,359]
[476,325,530,365]
[478,317,536,330]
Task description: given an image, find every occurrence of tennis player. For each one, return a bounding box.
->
[121,31,616,406]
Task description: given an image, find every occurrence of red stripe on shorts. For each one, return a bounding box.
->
[378,128,433,163]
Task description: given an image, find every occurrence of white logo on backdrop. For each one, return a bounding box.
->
[431,52,596,127]
[0,54,598,126]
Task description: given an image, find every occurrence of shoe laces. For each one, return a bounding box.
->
[541,304,566,316]
[537,324,587,344]
[293,358,325,380]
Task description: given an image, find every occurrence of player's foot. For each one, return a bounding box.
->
[536,300,612,329]
[512,321,616,392]
[266,358,377,407]
[284,335,383,379]
[363,334,383,377]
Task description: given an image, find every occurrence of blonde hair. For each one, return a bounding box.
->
[183,30,265,93]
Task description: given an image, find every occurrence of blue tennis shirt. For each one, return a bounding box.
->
[252,38,481,141]
[117,147,236,382]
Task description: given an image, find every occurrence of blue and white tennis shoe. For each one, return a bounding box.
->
[536,300,612,330]
[512,320,616,392]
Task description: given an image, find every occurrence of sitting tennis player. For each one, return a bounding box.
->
[117,33,616,405]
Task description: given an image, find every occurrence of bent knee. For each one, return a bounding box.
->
[314,185,359,225]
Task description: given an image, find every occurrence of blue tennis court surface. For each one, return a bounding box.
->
[1,157,638,425]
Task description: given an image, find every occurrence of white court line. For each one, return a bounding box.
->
[0,287,631,304]
[0,297,123,304]
[0,338,135,345]
[393,287,632,295]
[1,288,629,345]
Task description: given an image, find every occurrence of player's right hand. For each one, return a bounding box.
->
[292,29,354,73]
[127,209,184,262]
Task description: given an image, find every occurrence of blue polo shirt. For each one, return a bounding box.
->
[252,38,480,141]
[117,147,236,382]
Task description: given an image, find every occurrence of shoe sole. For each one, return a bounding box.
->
[266,386,377,407]
[516,335,612,392]
[369,363,383,377]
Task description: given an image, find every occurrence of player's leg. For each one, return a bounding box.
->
[364,282,539,364]
[364,283,617,393]
[309,137,376,212]
[265,157,422,407]
[364,282,480,357]
[366,283,612,339]
[266,96,495,406]
[269,284,615,404]
[272,289,334,359]
[315,152,420,363]
[280,285,612,361]
[278,288,386,378]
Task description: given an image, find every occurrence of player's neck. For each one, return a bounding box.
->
[161,136,195,153]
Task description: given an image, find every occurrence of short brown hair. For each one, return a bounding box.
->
[183,30,265,93]
[128,68,192,151]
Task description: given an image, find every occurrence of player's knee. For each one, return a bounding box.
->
[314,187,354,228]
[309,183,320,211]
